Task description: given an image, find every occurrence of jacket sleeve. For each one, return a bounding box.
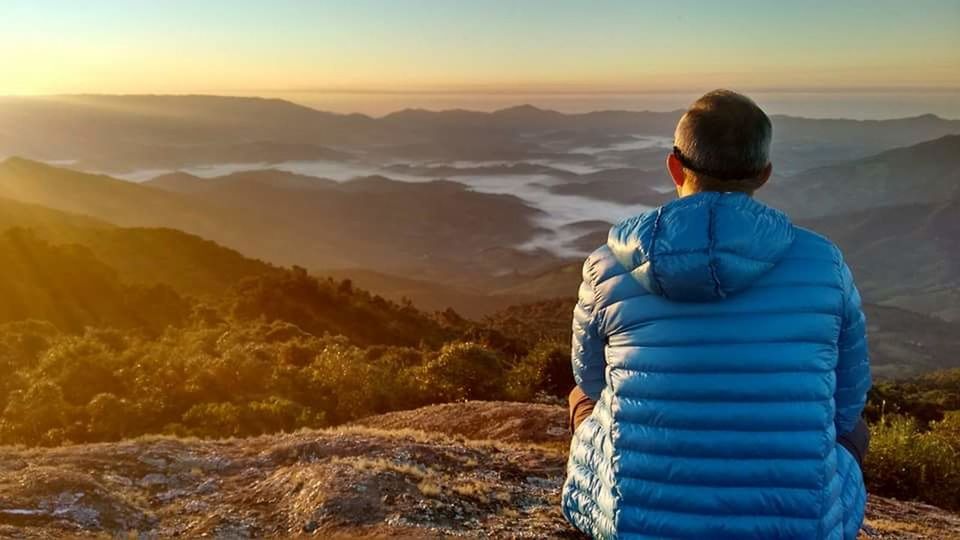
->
[835,261,872,435]
[572,254,606,401]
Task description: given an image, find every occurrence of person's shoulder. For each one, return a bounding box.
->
[789,224,844,265]
[580,243,621,287]
[581,211,654,289]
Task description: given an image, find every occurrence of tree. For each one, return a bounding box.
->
[1,381,71,445]
[86,393,133,441]
[416,342,505,402]
[505,341,574,401]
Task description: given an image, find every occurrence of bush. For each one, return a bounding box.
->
[85,393,134,441]
[505,341,574,401]
[865,369,960,428]
[179,398,325,438]
[865,414,960,510]
[415,342,505,402]
[1,381,72,445]
[182,402,244,438]
[244,396,325,434]
[37,337,123,405]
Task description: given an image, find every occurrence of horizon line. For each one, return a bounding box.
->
[4,85,960,97]
[1,92,958,122]
[210,85,960,96]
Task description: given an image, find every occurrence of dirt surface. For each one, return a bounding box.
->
[0,401,956,539]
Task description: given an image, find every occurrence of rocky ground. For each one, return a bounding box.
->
[0,401,957,539]
[351,400,571,448]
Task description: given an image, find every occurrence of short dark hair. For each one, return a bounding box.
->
[673,89,772,192]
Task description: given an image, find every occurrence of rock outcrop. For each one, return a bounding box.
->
[0,402,956,538]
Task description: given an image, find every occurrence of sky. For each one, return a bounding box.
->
[1,0,958,116]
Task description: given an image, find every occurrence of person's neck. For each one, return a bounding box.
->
[678,188,754,198]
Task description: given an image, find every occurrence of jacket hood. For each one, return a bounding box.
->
[607,192,795,301]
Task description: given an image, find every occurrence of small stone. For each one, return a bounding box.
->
[139,456,167,469]
[155,488,186,503]
[196,479,218,494]
[183,500,208,513]
[139,474,168,487]
[103,474,134,487]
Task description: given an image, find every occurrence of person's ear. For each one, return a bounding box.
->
[666,152,686,192]
[755,162,773,188]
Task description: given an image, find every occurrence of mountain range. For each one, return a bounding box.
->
[0,159,551,281]
[3,95,960,171]
[0,132,957,324]
[0,95,958,377]
[762,134,960,218]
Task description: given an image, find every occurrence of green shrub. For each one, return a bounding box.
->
[505,341,574,401]
[865,369,960,428]
[85,393,134,441]
[1,381,72,445]
[182,402,244,438]
[243,396,325,434]
[181,398,325,438]
[415,342,505,402]
[865,414,960,510]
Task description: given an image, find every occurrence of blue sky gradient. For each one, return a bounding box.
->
[1,1,957,115]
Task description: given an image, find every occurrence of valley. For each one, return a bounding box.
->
[1,94,958,354]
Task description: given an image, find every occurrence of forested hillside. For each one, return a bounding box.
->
[0,229,189,332]
[0,209,571,447]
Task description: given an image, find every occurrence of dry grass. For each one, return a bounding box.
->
[416,480,442,497]
[500,508,520,518]
[327,456,433,479]
[450,480,512,504]
[329,425,566,456]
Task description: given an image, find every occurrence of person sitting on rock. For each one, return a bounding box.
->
[562,89,871,540]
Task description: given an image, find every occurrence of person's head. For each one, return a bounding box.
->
[667,89,773,197]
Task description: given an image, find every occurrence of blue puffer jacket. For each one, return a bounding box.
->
[562,192,871,539]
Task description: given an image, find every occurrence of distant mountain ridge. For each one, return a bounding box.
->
[0,196,277,299]
[800,197,960,321]
[0,196,111,233]
[0,157,287,267]
[3,130,955,324]
[0,158,556,280]
[145,169,341,193]
[764,134,960,218]
[3,95,958,170]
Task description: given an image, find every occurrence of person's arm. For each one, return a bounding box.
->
[572,255,606,401]
[835,261,872,435]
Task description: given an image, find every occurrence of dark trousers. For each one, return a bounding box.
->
[568,386,869,466]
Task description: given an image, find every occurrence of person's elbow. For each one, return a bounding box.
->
[574,371,605,401]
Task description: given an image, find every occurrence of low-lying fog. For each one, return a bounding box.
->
[104,136,677,256]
